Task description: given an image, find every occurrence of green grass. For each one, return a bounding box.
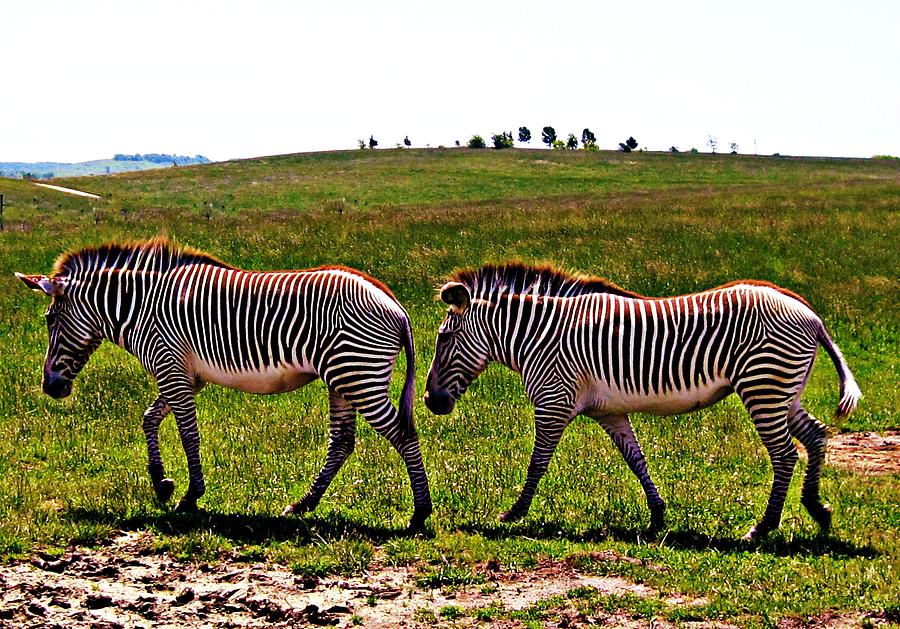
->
[1,148,898,624]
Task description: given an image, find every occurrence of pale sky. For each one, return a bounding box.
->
[3,1,899,163]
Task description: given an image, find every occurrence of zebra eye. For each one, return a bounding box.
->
[45,311,58,325]
[438,331,454,342]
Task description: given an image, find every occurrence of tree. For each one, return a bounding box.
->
[618,136,638,153]
[707,135,718,154]
[491,131,514,149]
[729,142,739,154]
[541,126,557,148]
[581,128,597,149]
[403,136,412,148]
[518,126,531,143]
[368,135,378,149]
[358,140,366,149]
[566,133,578,150]
[468,135,486,149]
[669,146,680,153]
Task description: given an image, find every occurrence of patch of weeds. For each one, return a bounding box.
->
[234,544,266,562]
[509,594,568,622]
[68,521,113,547]
[413,607,437,624]
[384,537,421,566]
[350,614,363,625]
[472,601,505,621]
[480,583,498,595]
[281,538,373,578]
[416,565,484,588]
[439,605,465,620]
[153,530,232,563]
[573,591,665,619]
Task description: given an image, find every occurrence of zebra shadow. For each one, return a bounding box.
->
[458,521,880,559]
[66,507,418,546]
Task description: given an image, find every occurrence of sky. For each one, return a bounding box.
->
[3,1,899,163]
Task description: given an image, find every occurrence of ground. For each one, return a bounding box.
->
[1,433,896,628]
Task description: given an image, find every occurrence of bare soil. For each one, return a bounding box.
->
[0,531,711,628]
[827,430,900,475]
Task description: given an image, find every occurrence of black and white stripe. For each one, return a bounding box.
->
[17,238,431,529]
[424,264,860,540]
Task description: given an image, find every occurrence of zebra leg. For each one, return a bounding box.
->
[158,375,206,513]
[342,390,432,531]
[142,395,175,503]
[500,405,572,523]
[282,389,357,517]
[787,405,832,534]
[739,393,798,541]
[599,415,666,532]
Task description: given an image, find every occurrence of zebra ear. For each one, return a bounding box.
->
[440,281,470,314]
[15,273,66,296]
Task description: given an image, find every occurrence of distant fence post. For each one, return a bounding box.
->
[0,193,5,231]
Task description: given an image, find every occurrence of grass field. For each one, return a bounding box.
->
[1,148,898,625]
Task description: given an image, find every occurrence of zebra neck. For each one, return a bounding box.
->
[480,295,560,373]
[79,269,161,352]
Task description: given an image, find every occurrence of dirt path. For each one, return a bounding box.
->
[32,182,101,199]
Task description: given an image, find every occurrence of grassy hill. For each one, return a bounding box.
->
[1,148,898,624]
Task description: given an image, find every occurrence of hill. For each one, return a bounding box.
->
[0,148,898,625]
[0,153,210,179]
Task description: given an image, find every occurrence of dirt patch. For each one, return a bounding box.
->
[827,431,900,475]
[0,531,720,628]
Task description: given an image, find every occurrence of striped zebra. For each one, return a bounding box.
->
[16,238,432,530]
[424,264,860,540]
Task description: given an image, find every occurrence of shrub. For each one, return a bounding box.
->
[468,135,486,149]
[491,132,514,149]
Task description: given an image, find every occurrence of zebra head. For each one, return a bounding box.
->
[424,281,491,415]
[16,273,103,399]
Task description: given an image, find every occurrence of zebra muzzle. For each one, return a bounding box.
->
[43,373,72,399]
[423,389,455,415]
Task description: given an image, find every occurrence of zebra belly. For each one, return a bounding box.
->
[194,358,318,394]
[582,377,733,416]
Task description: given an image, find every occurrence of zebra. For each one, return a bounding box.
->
[15,237,432,530]
[423,263,860,540]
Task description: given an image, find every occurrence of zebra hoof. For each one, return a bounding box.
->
[498,509,524,523]
[154,478,176,503]
[742,523,772,543]
[814,503,833,534]
[174,497,199,513]
[405,505,433,534]
[282,497,317,517]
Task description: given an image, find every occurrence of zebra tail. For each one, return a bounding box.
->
[399,316,417,438]
[817,323,862,418]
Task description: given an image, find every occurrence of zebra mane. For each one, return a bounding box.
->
[449,263,643,302]
[53,236,234,277]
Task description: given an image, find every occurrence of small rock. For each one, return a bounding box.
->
[26,601,46,616]
[0,609,13,620]
[173,588,195,606]
[296,575,319,589]
[326,604,351,615]
[85,593,114,609]
[49,597,72,608]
